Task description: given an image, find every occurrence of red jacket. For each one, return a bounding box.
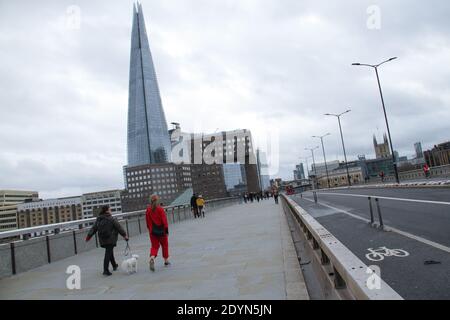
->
[146,205,169,235]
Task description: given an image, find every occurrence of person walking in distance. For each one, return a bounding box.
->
[190,193,199,218]
[273,189,279,204]
[146,194,170,272]
[196,195,205,218]
[423,163,430,178]
[85,205,128,276]
[379,171,385,182]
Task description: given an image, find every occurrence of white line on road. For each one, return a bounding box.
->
[308,192,450,206]
[300,196,450,254]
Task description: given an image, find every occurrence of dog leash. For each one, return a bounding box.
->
[123,241,131,257]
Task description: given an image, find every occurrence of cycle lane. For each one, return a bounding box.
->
[291,196,450,300]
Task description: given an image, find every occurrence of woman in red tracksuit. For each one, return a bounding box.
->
[146,194,170,271]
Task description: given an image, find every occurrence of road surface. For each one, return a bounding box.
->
[291,187,450,300]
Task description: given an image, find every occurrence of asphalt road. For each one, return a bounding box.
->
[291,187,450,300]
[305,187,450,247]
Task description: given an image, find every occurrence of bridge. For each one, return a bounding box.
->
[0,197,308,300]
[1,184,449,300]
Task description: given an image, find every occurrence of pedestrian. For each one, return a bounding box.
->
[379,171,385,182]
[190,193,199,218]
[273,190,279,204]
[85,205,128,276]
[423,164,430,178]
[243,193,248,204]
[146,194,170,272]
[196,195,205,218]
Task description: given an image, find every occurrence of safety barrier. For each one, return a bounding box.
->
[280,194,402,300]
[0,196,240,279]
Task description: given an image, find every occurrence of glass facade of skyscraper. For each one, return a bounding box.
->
[223,163,246,191]
[127,3,171,166]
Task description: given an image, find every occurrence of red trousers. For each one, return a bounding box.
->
[150,234,169,259]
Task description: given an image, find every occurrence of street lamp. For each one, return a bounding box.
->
[304,147,319,188]
[312,133,331,188]
[325,109,351,186]
[352,57,400,184]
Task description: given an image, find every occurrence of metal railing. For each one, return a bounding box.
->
[0,196,239,240]
[280,194,403,300]
[384,164,450,182]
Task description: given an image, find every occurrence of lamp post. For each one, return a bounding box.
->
[312,133,331,188]
[325,110,352,186]
[304,147,319,189]
[352,57,400,184]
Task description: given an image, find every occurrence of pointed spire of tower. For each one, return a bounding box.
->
[127,3,171,166]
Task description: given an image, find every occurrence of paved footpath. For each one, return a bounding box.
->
[0,200,309,300]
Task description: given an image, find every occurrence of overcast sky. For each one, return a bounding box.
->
[1,0,449,199]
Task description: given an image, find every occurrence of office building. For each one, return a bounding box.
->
[317,165,365,188]
[293,163,305,180]
[171,127,260,194]
[223,163,246,191]
[121,163,192,212]
[424,141,450,167]
[0,190,38,241]
[309,160,340,178]
[365,158,395,178]
[127,3,171,166]
[17,197,83,230]
[414,142,423,159]
[256,149,271,191]
[81,190,123,219]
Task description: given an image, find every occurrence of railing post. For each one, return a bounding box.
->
[368,197,374,225]
[10,242,16,275]
[320,249,330,265]
[333,267,346,289]
[46,236,51,263]
[375,198,384,229]
[312,238,319,250]
[138,216,142,234]
[72,230,77,255]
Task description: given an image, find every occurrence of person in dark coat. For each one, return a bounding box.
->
[273,190,279,204]
[86,205,128,276]
[190,193,199,218]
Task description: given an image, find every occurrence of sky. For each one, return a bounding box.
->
[1,0,449,199]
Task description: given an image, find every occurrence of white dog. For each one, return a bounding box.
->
[121,254,139,274]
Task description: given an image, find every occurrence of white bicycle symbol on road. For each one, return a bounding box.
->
[365,247,409,261]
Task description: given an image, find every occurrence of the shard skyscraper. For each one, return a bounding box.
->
[127,3,171,166]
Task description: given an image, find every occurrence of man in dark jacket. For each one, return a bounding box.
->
[190,194,199,218]
[86,205,128,276]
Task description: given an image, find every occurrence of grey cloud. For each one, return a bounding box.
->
[1,0,449,196]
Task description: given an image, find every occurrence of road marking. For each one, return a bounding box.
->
[307,191,450,206]
[300,195,450,254]
[365,247,410,262]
